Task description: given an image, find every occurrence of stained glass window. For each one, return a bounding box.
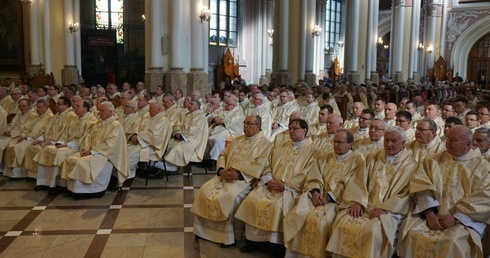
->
[325,0,342,55]
[209,0,238,47]
[96,0,124,44]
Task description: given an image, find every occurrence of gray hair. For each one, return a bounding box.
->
[475,127,490,141]
[385,126,406,141]
[100,101,115,111]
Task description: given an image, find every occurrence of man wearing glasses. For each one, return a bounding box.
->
[478,105,490,128]
[395,111,415,143]
[353,118,385,156]
[349,108,375,141]
[192,115,271,248]
[236,118,319,257]
[405,118,446,162]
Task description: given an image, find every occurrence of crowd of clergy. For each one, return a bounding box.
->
[1,77,490,257]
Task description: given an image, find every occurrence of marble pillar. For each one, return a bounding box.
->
[346,0,360,83]
[61,65,79,85]
[146,67,164,92]
[165,67,188,95]
[187,68,208,94]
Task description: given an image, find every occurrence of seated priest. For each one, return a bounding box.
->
[3,99,53,179]
[284,129,363,258]
[61,102,129,200]
[191,115,272,247]
[235,118,320,257]
[128,102,172,178]
[33,97,97,194]
[326,126,418,258]
[0,99,37,176]
[204,94,244,170]
[398,125,490,258]
[160,98,209,171]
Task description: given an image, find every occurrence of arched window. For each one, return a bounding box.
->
[325,0,342,54]
[209,0,238,47]
[95,0,124,44]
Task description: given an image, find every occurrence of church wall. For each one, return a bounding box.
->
[401,4,414,82]
[288,0,301,84]
[50,0,66,85]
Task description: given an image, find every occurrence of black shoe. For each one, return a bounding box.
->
[8,177,25,181]
[63,191,73,198]
[73,191,105,200]
[26,177,36,182]
[220,243,234,248]
[34,185,50,191]
[147,168,164,179]
[270,244,285,258]
[240,241,258,253]
[49,186,67,195]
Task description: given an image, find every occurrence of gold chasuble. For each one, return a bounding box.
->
[405,135,446,162]
[191,131,272,245]
[165,109,209,166]
[235,138,319,234]
[5,109,53,168]
[23,109,77,173]
[33,112,97,167]
[137,112,172,161]
[398,149,490,258]
[62,115,129,186]
[0,109,37,162]
[0,106,7,136]
[284,150,363,258]
[326,149,417,258]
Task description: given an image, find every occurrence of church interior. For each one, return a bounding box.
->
[1,0,490,257]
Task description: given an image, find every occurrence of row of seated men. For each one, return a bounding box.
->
[191,111,490,258]
[0,87,211,199]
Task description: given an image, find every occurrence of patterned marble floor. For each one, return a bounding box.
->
[0,167,271,258]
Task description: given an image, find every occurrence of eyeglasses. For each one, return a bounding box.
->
[416,128,434,132]
[478,113,490,116]
[370,127,385,132]
[289,127,304,131]
[243,122,258,126]
[359,116,371,121]
[395,119,408,123]
[466,118,478,122]
[333,140,348,145]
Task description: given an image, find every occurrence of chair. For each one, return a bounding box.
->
[145,160,169,186]
[185,162,208,177]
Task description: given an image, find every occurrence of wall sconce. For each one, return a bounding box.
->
[68,23,79,33]
[426,46,433,54]
[267,29,274,38]
[21,0,32,7]
[376,37,383,46]
[141,14,146,22]
[199,7,212,23]
[384,45,389,50]
[312,25,322,37]
[337,40,344,48]
[417,43,424,51]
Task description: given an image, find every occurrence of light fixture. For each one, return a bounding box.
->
[337,40,344,48]
[312,25,322,37]
[267,29,274,38]
[68,23,79,33]
[426,45,433,54]
[384,45,389,50]
[417,43,424,51]
[141,14,146,22]
[199,6,212,23]
[21,0,32,7]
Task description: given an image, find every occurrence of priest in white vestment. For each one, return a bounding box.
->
[61,102,129,200]
[326,126,418,258]
[398,126,490,258]
[284,129,363,258]
[192,115,272,247]
[235,118,320,257]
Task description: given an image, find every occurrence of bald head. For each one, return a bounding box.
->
[446,125,472,157]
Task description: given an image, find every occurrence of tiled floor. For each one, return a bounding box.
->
[0,168,271,257]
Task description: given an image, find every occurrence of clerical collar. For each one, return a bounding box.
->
[292,138,307,150]
[329,134,335,139]
[453,150,472,161]
[102,116,114,125]
[359,127,367,132]
[482,148,490,156]
[336,150,352,162]
[353,117,359,122]
[386,150,403,164]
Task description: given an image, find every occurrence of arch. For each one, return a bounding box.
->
[452,15,490,79]
[378,16,391,39]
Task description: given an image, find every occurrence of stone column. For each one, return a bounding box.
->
[427,2,437,69]
[265,0,273,81]
[187,0,208,94]
[346,0,360,83]
[74,0,82,78]
[367,0,379,84]
[304,0,316,87]
[274,0,290,85]
[27,0,41,76]
[259,0,269,86]
[409,0,422,82]
[146,0,164,92]
[62,0,79,86]
[43,0,52,74]
[165,0,187,94]
[392,0,406,83]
